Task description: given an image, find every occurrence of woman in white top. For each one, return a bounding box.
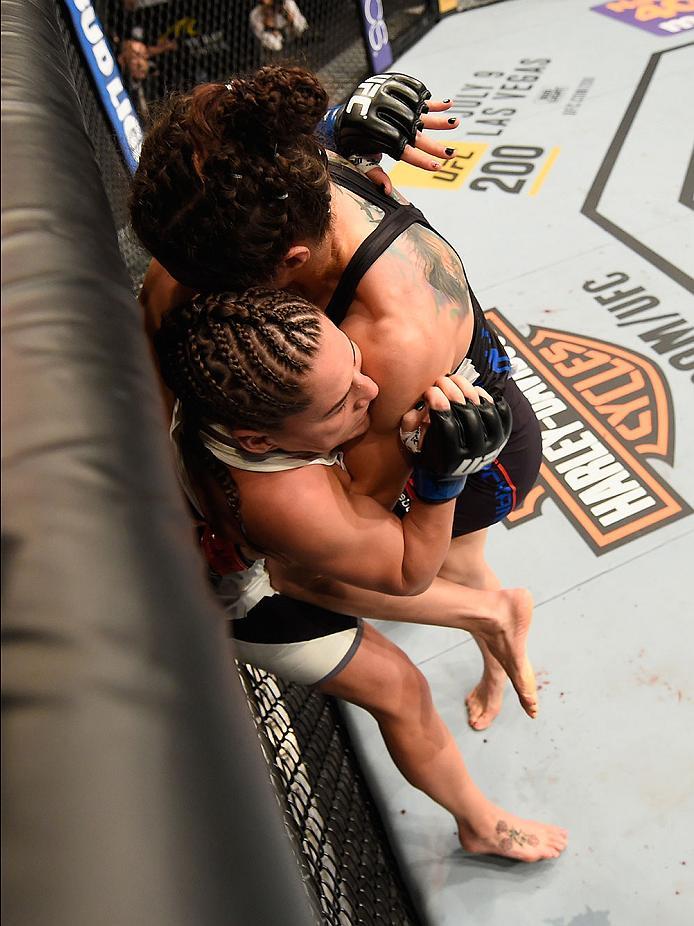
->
[157,286,567,863]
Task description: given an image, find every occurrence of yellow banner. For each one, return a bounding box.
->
[389,142,488,189]
[438,0,458,13]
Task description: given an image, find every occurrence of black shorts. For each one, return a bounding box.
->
[394,377,542,536]
[230,592,363,686]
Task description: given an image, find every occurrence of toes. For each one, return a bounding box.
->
[470,717,490,731]
[466,712,486,731]
[466,703,500,730]
[548,830,568,853]
[470,709,497,731]
[466,684,504,730]
[465,696,490,729]
[518,673,539,718]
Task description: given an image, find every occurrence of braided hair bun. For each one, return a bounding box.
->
[131,67,332,292]
[219,66,328,147]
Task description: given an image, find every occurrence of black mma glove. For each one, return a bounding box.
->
[318,73,431,160]
[403,394,513,504]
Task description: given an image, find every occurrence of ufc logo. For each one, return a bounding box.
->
[345,75,388,119]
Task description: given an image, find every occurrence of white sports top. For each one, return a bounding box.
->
[169,400,343,515]
[169,356,480,513]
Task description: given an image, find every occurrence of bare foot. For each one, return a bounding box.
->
[465,671,505,731]
[459,805,568,862]
[474,588,538,721]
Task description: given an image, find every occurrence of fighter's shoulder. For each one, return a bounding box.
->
[140,257,172,300]
[326,150,355,170]
[238,463,342,516]
[326,151,411,206]
[348,312,440,423]
[346,301,434,356]
[238,464,348,549]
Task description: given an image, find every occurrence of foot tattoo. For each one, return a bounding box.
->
[496,819,540,851]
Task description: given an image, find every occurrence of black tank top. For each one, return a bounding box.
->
[326,162,512,394]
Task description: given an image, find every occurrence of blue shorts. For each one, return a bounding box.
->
[393,377,542,536]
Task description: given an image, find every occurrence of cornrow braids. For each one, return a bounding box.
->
[200,444,243,526]
[155,287,323,434]
[157,287,322,534]
[177,426,244,529]
[130,66,331,292]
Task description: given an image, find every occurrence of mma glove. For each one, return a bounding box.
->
[405,393,513,504]
[319,73,431,160]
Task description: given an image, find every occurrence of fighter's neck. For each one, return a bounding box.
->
[285,183,367,311]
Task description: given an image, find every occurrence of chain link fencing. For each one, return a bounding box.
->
[52,1,506,921]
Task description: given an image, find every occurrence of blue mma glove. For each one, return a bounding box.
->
[408,394,513,504]
[318,73,431,160]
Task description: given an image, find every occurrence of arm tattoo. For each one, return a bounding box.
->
[388,186,410,206]
[402,223,472,320]
[327,152,469,320]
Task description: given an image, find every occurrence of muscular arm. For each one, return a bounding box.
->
[340,320,440,505]
[268,559,496,630]
[239,463,455,597]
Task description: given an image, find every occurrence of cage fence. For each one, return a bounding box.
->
[239,665,422,926]
[52,1,507,921]
[382,1,438,60]
[71,0,438,287]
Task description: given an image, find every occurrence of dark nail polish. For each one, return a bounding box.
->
[415,400,425,411]
[447,117,456,124]
[421,103,429,114]
[443,98,451,103]
[445,147,454,156]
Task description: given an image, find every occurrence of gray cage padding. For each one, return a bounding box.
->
[1,1,317,924]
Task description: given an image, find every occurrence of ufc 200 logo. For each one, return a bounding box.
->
[363,0,389,52]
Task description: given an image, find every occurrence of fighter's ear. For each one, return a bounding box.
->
[232,430,280,454]
[273,245,311,286]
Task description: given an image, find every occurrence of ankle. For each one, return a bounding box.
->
[456,594,501,631]
[456,801,495,836]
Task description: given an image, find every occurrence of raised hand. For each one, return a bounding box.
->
[321,73,461,193]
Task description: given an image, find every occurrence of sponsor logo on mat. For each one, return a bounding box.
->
[591,2,694,36]
[389,143,560,196]
[489,311,691,554]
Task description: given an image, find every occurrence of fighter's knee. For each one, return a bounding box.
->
[440,534,491,588]
[371,654,432,720]
[439,557,487,589]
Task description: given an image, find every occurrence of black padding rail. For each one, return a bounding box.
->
[1,2,315,924]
